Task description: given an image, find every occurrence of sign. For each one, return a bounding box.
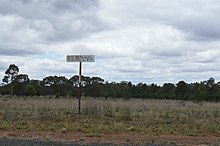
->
[66,54,95,114]
[66,55,95,62]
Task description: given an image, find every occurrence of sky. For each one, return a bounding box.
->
[1,0,220,85]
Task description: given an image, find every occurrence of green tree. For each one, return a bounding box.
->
[149,83,160,98]
[2,64,19,95]
[194,83,207,101]
[86,77,105,97]
[13,74,30,95]
[90,77,104,84]
[28,80,44,96]
[43,76,70,96]
[24,84,37,96]
[175,81,189,100]
[204,77,217,101]
[69,75,80,87]
[205,77,215,88]
[160,83,176,99]
[133,83,150,99]
[116,81,132,99]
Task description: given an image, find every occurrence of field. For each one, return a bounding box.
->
[0,95,220,145]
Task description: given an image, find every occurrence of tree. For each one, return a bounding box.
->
[160,83,176,99]
[42,76,70,96]
[204,77,217,101]
[176,81,189,100]
[133,83,149,98]
[24,84,37,96]
[69,75,80,87]
[13,74,30,95]
[14,74,29,83]
[116,81,133,99]
[86,77,105,97]
[2,76,9,84]
[2,64,19,95]
[149,83,160,98]
[90,77,104,84]
[194,83,207,101]
[205,77,215,88]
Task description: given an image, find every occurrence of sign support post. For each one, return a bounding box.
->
[78,61,82,114]
[66,55,95,114]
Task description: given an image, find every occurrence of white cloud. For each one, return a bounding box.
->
[1,0,220,84]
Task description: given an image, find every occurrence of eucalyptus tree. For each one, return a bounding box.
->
[13,74,30,95]
[43,76,70,96]
[2,64,19,95]
[160,83,176,99]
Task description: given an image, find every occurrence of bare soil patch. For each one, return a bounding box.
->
[0,130,220,145]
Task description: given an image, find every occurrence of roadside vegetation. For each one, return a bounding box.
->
[0,96,219,136]
[1,64,220,138]
[1,64,220,102]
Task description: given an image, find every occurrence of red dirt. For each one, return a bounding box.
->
[0,130,220,145]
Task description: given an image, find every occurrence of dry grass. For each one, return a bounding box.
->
[0,95,220,136]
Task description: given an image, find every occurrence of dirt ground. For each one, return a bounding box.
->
[0,130,220,146]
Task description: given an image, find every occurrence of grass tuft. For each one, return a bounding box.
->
[0,96,219,136]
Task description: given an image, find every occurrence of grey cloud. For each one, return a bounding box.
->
[51,0,99,12]
[39,63,77,75]
[195,57,217,64]
[102,0,220,40]
[2,0,99,19]
[0,0,107,42]
[149,49,183,58]
[0,48,42,56]
[46,19,106,42]
[159,4,220,40]
[0,2,11,15]
[180,66,220,73]
[148,1,220,40]
[42,67,73,75]
[175,14,220,40]
[117,66,145,73]
[10,0,33,4]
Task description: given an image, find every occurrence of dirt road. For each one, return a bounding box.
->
[0,138,175,146]
[0,130,219,146]
[0,138,73,146]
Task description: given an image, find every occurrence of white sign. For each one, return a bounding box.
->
[66,55,95,62]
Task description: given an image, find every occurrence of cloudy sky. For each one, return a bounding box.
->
[1,0,220,85]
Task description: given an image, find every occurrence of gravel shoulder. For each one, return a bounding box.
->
[0,130,220,146]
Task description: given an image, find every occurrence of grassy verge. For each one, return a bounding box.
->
[0,95,220,136]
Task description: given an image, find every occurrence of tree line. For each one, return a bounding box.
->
[1,64,220,102]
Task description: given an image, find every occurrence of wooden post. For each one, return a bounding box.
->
[78,61,82,114]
